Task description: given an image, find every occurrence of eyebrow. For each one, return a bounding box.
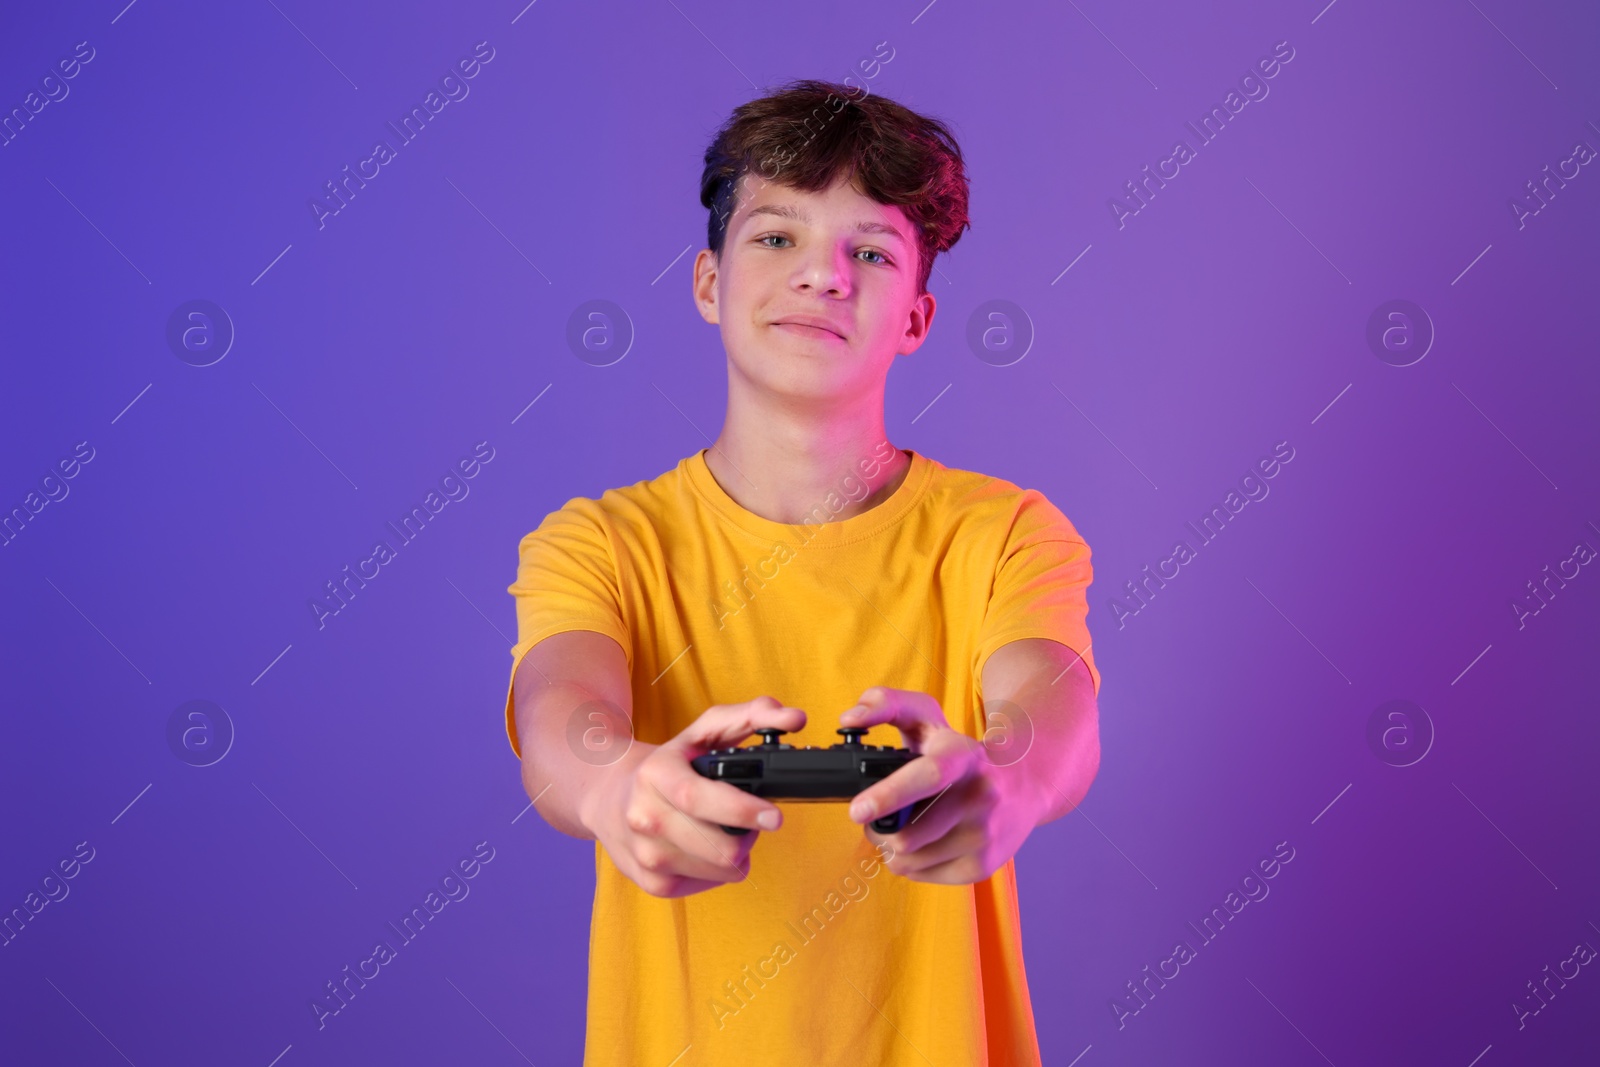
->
[744,202,908,244]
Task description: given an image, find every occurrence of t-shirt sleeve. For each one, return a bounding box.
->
[971,491,1101,696]
[502,497,633,760]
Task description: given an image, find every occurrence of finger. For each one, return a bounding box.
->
[669,697,808,755]
[873,779,964,853]
[629,836,752,891]
[639,785,758,882]
[839,686,944,741]
[659,713,793,832]
[659,761,787,835]
[641,769,778,862]
[895,823,987,879]
[660,832,756,884]
[653,875,740,899]
[848,739,972,826]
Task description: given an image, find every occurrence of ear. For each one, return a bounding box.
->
[693,248,721,326]
[897,290,936,356]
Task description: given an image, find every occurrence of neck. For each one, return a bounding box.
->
[705,398,910,525]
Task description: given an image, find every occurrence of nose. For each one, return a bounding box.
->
[792,241,853,297]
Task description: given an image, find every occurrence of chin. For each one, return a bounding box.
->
[742,363,856,402]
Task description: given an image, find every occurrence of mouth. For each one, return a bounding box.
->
[771,321,846,342]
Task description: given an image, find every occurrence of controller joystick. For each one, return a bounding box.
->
[691,723,923,837]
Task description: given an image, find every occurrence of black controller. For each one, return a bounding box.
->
[691,727,924,835]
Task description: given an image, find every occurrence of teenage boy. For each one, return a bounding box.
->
[505,79,1101,1066]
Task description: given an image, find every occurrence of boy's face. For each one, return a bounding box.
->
[693,171,936,406]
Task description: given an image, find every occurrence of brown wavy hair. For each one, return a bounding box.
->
[699,79,970,296]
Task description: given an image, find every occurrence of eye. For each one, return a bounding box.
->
[755,234,891,266]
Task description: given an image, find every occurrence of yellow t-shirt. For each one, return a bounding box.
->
[503,446,1100,1066]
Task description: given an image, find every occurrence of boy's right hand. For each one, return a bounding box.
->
[580,696,805,898]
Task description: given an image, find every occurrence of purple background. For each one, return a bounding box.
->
[3,0,1598,1063]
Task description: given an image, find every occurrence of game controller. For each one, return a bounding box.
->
[691,727,924,835]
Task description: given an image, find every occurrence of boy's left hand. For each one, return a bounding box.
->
[840,686,1047,885]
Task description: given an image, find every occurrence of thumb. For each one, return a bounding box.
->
[672,697,807,755]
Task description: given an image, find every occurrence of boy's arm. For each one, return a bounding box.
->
[511,629,641,841]
[836,637,1099,884]
[975,636,1100,824]
[511,628,807,897]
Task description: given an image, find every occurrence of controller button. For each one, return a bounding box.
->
[718,759,763,780]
